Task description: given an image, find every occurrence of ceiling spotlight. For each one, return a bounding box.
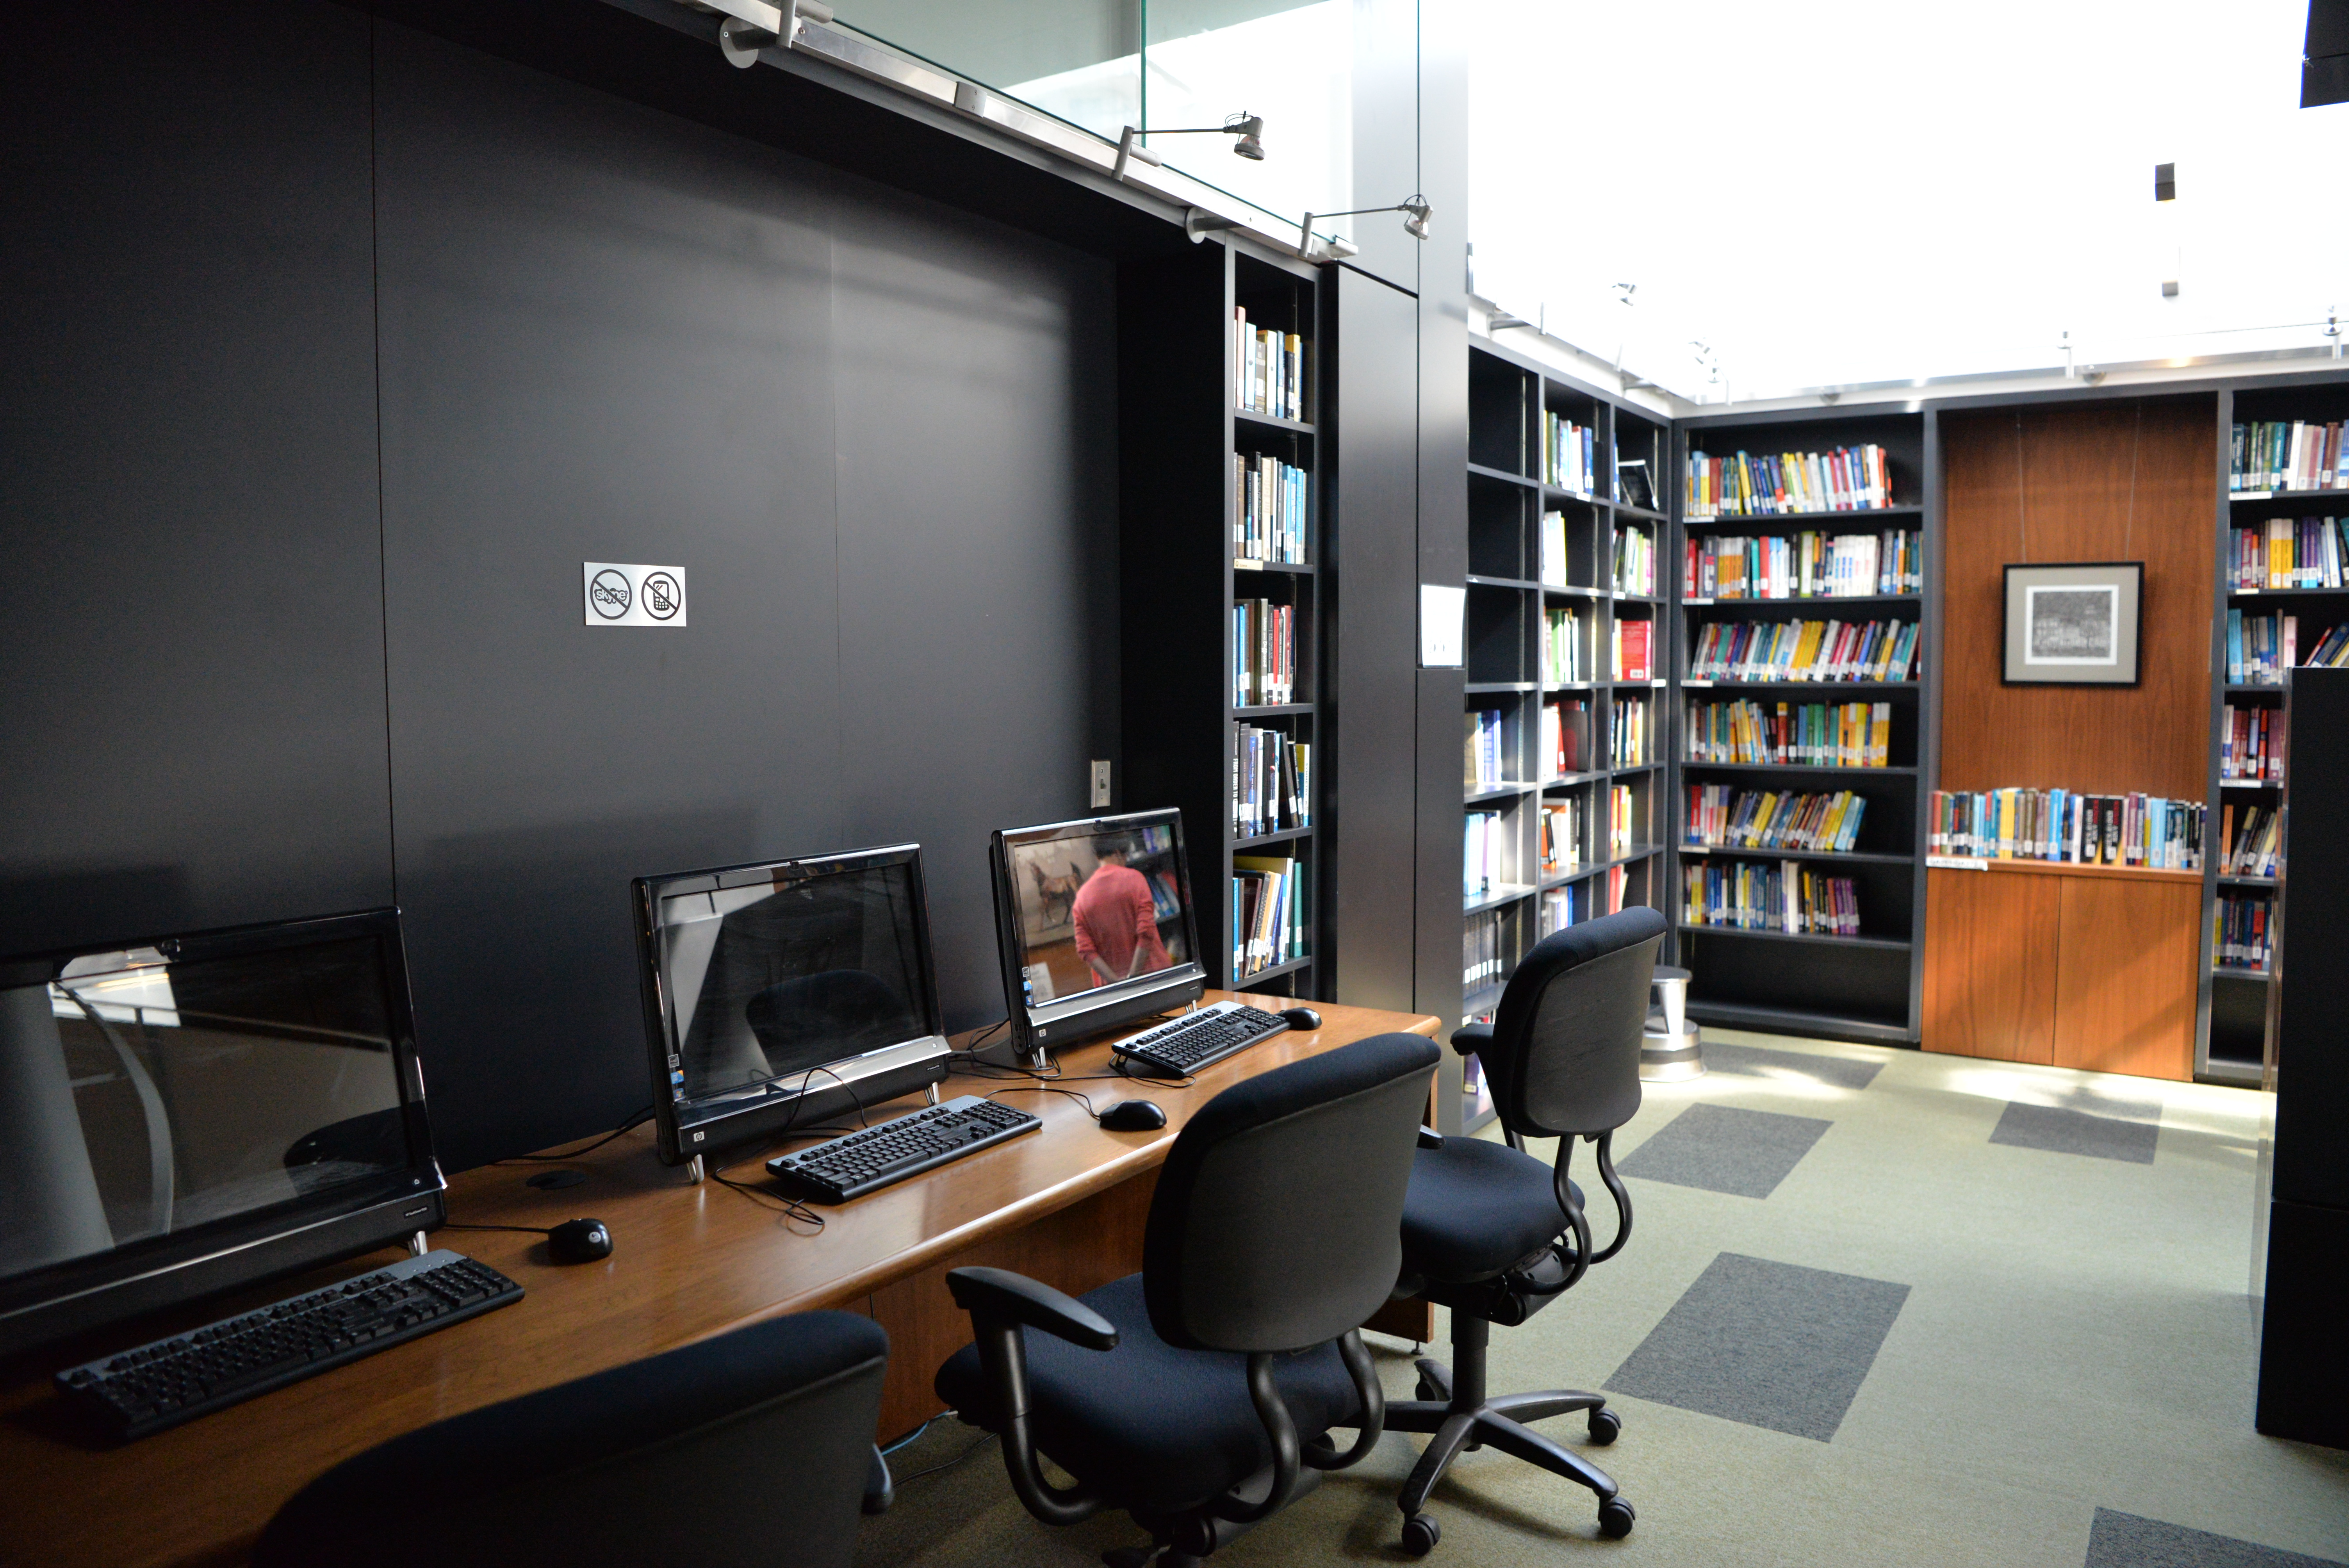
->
[1114,113,1267,181]
[1296,195,1433,258]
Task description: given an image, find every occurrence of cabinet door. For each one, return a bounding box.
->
[1922,868,2058,1063]
[2052,877,2198,1080]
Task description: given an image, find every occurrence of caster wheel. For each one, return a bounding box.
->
[1414,1377,1442,1403]
[1400,1511,1441,1557]
[1597,1496,1636,1539]
[1587,1408,1621,1445]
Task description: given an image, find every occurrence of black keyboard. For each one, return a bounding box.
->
[1113,1000,1290,1076]
[766,1094,1042,1203]
[54,1249,522,1442]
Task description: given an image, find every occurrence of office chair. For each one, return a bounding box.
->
[1386,905,1665,1552]
[253,1310,886,1568]
[934,1031,1442,1568]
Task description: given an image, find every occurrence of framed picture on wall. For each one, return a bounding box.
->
[2003,561,2142,685]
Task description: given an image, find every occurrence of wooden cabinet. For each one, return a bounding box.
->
[1923,861,2198,1080]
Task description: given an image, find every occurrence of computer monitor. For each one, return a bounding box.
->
[988,808,1205,1063]
[0,910,444,1357]
[632,844,952,1167]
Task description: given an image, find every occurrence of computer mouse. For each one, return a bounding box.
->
[1278,1006,1322,1031]
[1098,1099,1168,1132]
[547,1218,612,1263]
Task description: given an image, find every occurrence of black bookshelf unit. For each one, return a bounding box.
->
[2201,377,2349,1082]
[1461,341,1670,1126]
[1668,406,1937,1045]
[1119,244,1327,1002]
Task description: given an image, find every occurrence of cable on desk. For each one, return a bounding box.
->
[438,1222,558,1237]
[494,1105,655,1164]
[707,1160,828,1234]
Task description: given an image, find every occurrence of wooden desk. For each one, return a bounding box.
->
[0,994,1438,1568]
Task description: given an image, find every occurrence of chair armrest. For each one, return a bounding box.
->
[1417,1124,1445,1150]
[946,1267,1117,1350]
[1448,1021,1494,1057]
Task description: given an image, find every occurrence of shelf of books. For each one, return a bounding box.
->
[1119,244,1324,1005]
[2201,379,2349,1081]
[1461,341,1670,1128]
[1669,407,1933,1046]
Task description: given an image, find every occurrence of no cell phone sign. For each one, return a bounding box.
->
[582,562,688,628]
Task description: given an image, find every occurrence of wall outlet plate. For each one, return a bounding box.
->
[1091,759,1112,808]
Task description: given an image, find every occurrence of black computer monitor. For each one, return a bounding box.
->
[632,844,953,1167]
[988,808,1205,1063]
[0,910,444,1357]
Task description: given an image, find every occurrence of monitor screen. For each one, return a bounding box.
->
[0,912,438,1347]
[636,846,948,1158]
[990,810,1205,1058]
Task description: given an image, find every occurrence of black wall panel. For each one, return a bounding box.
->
[371,24,1117,1166]
[0,2,391,954]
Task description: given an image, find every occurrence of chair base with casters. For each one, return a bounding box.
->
[1640,964,1702,1080]
[1385,1133,1634,1551]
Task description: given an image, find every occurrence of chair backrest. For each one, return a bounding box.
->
[1483,906,1665,1140]
[254,1310,886,1568]
[1142,1030,1440,1354]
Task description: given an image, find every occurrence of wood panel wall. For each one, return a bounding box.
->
[1939,399,2215,796]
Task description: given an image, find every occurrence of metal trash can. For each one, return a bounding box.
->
[1641,964,1703,1080]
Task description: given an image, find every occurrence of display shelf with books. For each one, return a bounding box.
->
[2201,379,2349,1079]
[1119,243,1328,1006]
[1672,406,1935,1045]
[1460,340,1673,1128]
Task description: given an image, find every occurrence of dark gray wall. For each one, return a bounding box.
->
[0,2,393,955]
[3,5,1118,1170]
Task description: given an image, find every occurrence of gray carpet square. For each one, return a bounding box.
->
[1604,1252,1909,1441]
[2086,1508,2345,1567]
[1616,1103,1833,1198]
[1990,1101,2159,1164]
[1702,1039,1885,1092]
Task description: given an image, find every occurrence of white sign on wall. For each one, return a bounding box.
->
[583,562,688,628]
[1419,584,1465,668]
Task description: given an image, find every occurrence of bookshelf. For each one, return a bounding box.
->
[1119,244,1326,1004]
[1668,407,1936,1045]
[2201,378,2349,1083]
[1461,340,1670,1128]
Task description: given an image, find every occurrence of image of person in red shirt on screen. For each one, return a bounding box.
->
[1072,834,1171,987]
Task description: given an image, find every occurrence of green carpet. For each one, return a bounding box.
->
[855,1031,2349,1566]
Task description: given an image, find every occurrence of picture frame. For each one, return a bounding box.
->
[2002,561,2142,686]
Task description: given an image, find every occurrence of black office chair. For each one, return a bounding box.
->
[253,1310,887,1568]
[934,1031,1442,1568]
[1385,905,1665,1553]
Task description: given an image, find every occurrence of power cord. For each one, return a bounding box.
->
[494,1106,655,1164]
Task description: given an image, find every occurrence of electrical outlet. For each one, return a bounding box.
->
[1091,760,1112,809]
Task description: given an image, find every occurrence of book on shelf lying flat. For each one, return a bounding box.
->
[1927,788,2203,870]
[2231,421,2349,493]
[1684,530,1919,599]
[1235,452,1307,565]
[1232,853,1306,978]
[1686,444,1891,517]
[1232,599,1296,706]
[2215,893,2272,969]
[1684,785,1867,853]
[1684,858,1861,937]
[1685,700,1891,767]
[1689,618,1919,683]
[2220,703,2284,783]
[1464,709,1508,791]
[2219,804,2279,877]
[1232,725,1310,838]
[1232,307,1306,421]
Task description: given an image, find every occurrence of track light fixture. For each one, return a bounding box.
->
[1296,195,1432,258]
[1114,113,1266,181]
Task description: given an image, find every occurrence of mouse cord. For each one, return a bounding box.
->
[707,1156,827,1235]
[438,1222,556,1237]
[985,1085,1106,1119]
